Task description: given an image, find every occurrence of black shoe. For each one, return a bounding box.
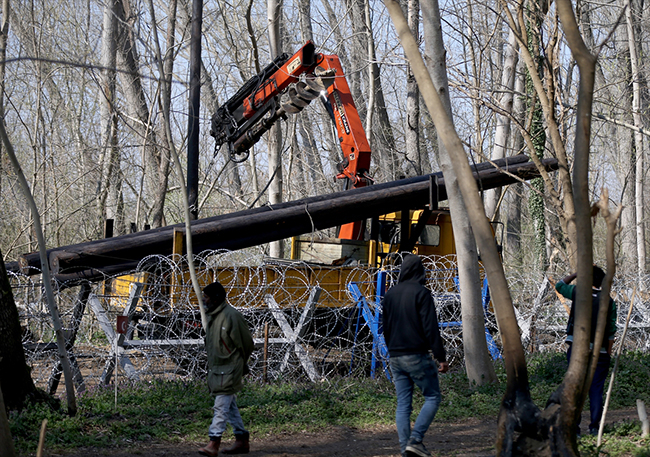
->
[405,439,431,457]
[589,428,598,436]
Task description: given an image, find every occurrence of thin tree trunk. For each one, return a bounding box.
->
[115,0,167,231]
[268,0,284,257]
[0,0,7,203]
[297,0,326,194]
[502,2,577,268]
[149,0,177,228]
[551,1,599,453]
[625,0,646,274]
[420,0,497,387]
[504,58,526,267]
[98,0,123,235]
[485,27,518,221]
[404,0,421,177]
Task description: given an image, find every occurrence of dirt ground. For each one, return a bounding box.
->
[25,408,640,457]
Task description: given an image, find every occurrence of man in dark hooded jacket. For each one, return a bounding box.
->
[198,282,255,456]
[382,254,448,457]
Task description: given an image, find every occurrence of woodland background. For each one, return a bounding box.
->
[0,0,647,276]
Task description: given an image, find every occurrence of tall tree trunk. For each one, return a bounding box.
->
[625,0,647,274]
[149,0,176,228]
[547,1,599,454]
[349,0,398,182]
[421,0,497,387]
[503,1,577,269]
[505,58,527,267]
[268,0,284,257]
[465,0,484,162]
[297,0,326,195]
[403,0,421,177]
[617,119,637,272]
[526,3,548,272]
[0,0,7,201]
[98,0,124,235]
[177,0,245,207]
[485,27,518,221]
[114,0,168,231]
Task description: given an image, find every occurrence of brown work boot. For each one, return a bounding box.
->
[221,431,250,454]
[198,437,221,456]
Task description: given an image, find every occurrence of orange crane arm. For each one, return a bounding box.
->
[209,41,373,240]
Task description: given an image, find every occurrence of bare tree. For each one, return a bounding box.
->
[501,1,578,269]
[147,0,177,229]
[421,0,497,387]
[484,26,518,221]
[0,0,7,200]
[387,0,622,454]
[1,124,77,416]
[504,58,527,266]
[624,0,647,275]
[98,0,124,234]
[403,0,422,177]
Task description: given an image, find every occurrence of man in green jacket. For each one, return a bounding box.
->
[555,265,617,436]
[198,282,255,456]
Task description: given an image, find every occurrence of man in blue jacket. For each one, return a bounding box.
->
[555,265,617,436]
[382,254,449,457]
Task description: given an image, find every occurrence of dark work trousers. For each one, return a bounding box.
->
[567,343,612,432]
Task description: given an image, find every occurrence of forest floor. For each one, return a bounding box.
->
[26,408,639,457]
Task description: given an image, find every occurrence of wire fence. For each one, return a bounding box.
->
[9,249,650,394]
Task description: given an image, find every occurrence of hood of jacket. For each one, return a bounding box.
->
[206,299,227,318]
[398,254,426,285]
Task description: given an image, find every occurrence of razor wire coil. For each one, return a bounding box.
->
[9,249,650,392]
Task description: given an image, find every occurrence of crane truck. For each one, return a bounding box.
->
[208,40,481,265]
[104,42,507,356]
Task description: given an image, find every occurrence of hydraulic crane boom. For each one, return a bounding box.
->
[210,41,372,240]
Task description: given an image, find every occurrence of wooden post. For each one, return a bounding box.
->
[263,322,269,383]
[104,219,114,239]
[102,220,114,297]
[399,209,411,253]
[171,228,185,307]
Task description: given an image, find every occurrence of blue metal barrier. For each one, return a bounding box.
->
[348,274,391,380]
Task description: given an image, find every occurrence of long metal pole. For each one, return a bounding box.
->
[187,0,203,220]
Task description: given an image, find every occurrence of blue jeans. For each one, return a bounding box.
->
[209,394,247,439]
[389,353,442,454]
[567,345,611,432]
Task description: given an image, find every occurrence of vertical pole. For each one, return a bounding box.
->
[104,219,114,238]
[114,337,118,409]
[102,219,114,297]
[171,228,184,308]
[263,322,269,383]
[399,209,411,252]
[187,0,203,220]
